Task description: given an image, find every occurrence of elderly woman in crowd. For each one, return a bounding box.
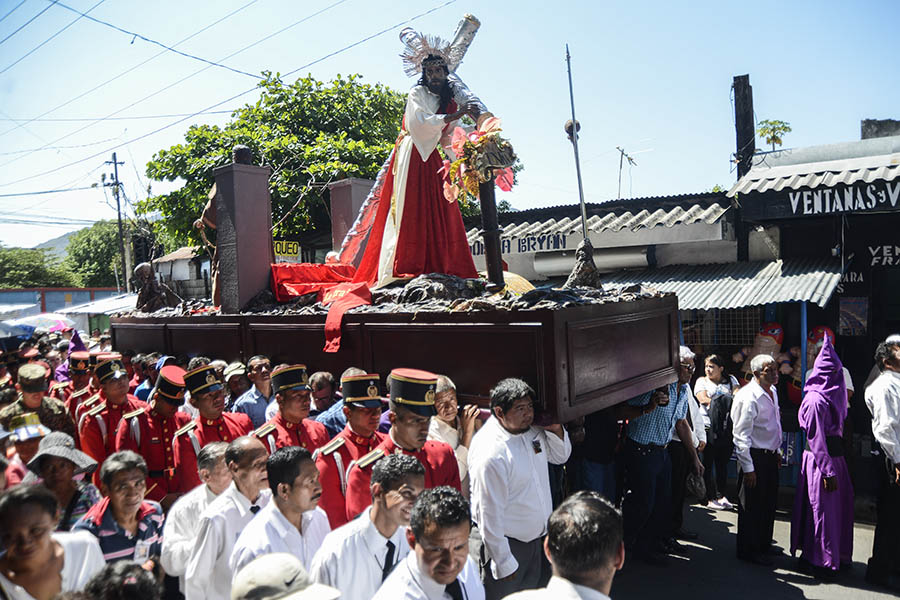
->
[26,432,101,531]
[0,485,105,599]
[426,374,480,497]
[74,451,165,568]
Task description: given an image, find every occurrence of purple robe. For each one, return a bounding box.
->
[790,335,854,570]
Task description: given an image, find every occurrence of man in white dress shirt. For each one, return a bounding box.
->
[373,486,485,600]
[730,354,783,566]
[863,337,900,591]
[160,441,231,595]
[468,378,571,599]
[503,490,624,600]
[184,436,271,600]
[310,453,426,597]
[230,446,331,575]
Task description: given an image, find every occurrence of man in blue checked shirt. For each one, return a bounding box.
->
[621,346,704,566]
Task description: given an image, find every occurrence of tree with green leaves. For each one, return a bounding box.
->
[0,246,75,287]
[140,73,406,247]
[757,119,792,151]
[63,220,127,287]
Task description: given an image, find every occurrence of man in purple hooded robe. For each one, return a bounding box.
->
[790,335,854,575]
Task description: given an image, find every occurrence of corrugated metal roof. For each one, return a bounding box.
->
[466,203,729,244]
[60,294,138,315]
[728,152,900,196]
[602,258,842,310]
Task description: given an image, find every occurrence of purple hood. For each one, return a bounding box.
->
[802,334,847,423]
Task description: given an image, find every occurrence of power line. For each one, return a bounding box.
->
[0,1,29,25]
[0,0,107,77]
[0,136,119,156]
[0,110,234,122]
[50,0,258,78]
[0,185,97,198]
[0,0,351,166]
[0,0,259,139]
[0,0,458,188]
[0,1,53,46]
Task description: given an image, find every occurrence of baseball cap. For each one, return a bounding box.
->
[231,553,340,600]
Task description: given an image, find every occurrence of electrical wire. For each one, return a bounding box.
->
[0,185,96,198]
[0,136,119,156]
[0,0,107,77]
[0,110,234,122]
[0,0,352,166]
[0,1,29,25]
[0,0,259,139]
[0,1,53,46]
[50,0,258,78]
[0,0,458,188]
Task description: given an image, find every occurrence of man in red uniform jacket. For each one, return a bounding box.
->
[172,364,252,492]
[254,364,329,453]
[52,351,93,407]
[315,371,386,528]
[344,368,460,521]
[79,355,148,486]
[115,365,192,509]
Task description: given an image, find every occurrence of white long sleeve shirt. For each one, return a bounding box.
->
[503,575,612,600]
[467,418,571,579]
[229,502,330,577]
[184,483,272,600]
[427,417,469,493]
[865,370,900,464]
[309,507,410,599]
[730,379,783,472]
[372,551,484,600]
[160,483,219,593]
[670,384,707,447]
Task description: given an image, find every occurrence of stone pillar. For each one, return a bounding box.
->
[214,146,274,313]
[328,178,374,252]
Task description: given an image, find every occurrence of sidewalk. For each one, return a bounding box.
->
[612,504,894,600]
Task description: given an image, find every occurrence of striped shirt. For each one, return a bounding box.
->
[74,496,164,563]
[58,482,102,532]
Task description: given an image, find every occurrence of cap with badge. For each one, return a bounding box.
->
[230,552,340,600]
[95,354,127,384]
[223,362,247,382]
[68,351,91,374]
[271,365,311,395]
[388,368,438,417]
[341,373,383,408]
[17,363,49,393]
[153,365,187,405]
[9,412,50,443]
[184,364,223,396]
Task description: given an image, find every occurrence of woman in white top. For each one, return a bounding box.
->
[694,354,740,510]
[0,484,105,600]
[426,375,480,498]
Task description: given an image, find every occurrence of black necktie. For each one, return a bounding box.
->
[381,540,395,582]
[445,579,464,600]
[250,505,260,514]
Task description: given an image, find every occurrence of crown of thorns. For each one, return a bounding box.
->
[399,27,464,77]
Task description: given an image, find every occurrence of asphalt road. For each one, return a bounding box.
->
[611,503,894,600]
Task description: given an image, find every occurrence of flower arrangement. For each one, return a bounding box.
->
[440,117,516,203]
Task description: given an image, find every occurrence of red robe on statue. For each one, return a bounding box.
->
[353,91,478,288]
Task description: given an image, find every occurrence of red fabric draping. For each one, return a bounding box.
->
[270,263,356,302]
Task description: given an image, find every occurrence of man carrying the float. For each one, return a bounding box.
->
[346,24,488,288]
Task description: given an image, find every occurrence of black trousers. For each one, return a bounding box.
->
[736,449,779,558]
[867,457,900,578]
[703,438,733,501]
[668,442,689,535]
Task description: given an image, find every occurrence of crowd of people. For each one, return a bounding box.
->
[0,325,898,599]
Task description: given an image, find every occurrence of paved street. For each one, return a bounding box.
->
[612,504,894,600]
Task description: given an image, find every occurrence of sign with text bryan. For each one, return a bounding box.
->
[744,180,900,220]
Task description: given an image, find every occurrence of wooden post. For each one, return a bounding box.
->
[478,180,505,289]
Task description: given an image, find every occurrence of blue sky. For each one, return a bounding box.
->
[0,0,897,248]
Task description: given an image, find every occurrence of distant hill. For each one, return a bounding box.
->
[34,229,82,261]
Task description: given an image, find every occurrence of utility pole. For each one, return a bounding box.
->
[105,152,127,292]
[565,44,588,240]
[733,74,755,261]
[616,146,636,199]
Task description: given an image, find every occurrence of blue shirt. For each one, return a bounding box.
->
[134,380,152,402]
[314,399,346,438]
[232,385,274,429]
[626,382,689,446]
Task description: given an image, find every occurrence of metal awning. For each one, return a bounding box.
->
[728,152,900,196]
[602,258,843,310]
